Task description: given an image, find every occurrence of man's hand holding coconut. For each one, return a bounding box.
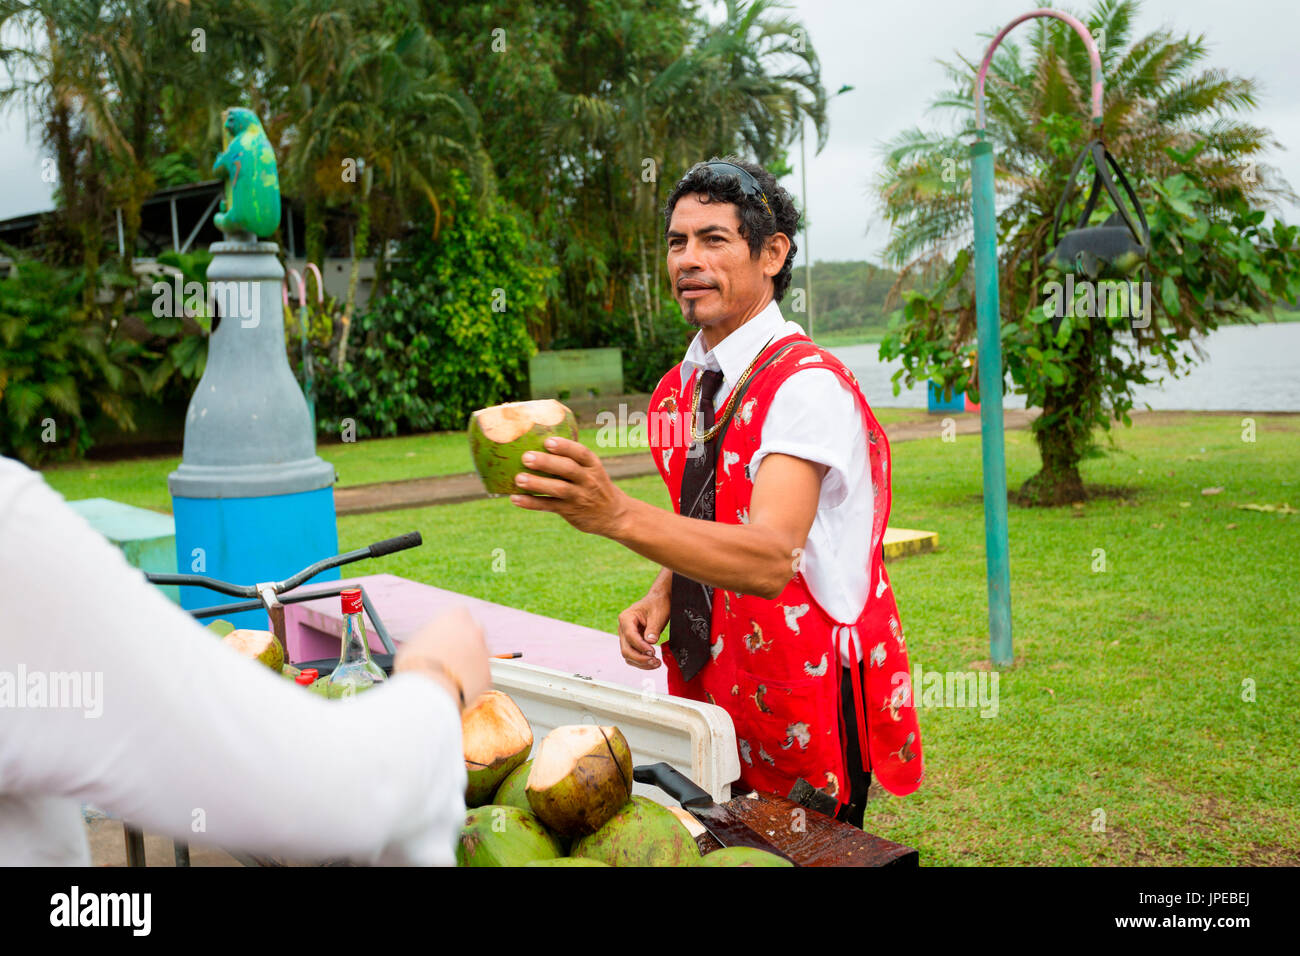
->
[497,158,925,827]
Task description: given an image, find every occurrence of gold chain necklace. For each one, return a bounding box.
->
[690,334,776,444]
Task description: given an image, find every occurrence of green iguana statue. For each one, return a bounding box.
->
[213,107,281,238]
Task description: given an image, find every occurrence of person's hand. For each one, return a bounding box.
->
[508,437,630,538]
[394,606,491,710]
[618,583,670,670]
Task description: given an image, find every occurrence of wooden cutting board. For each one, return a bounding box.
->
[695,791,918,867]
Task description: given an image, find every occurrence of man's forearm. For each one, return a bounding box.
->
[612,495,791,599]
[649,565,673,596]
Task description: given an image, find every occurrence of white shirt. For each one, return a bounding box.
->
[0,457,467,866]
[679,299,873,663]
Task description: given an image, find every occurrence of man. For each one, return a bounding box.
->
[509,157,922,826]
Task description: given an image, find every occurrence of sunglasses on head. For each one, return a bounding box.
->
[701,161,773,217]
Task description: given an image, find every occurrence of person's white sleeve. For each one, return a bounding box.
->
[750,368,863,508]
[0,460,466,866]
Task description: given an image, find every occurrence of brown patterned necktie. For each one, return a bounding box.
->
[669,368,725,681]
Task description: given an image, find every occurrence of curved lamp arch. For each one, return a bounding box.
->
[974,9,1103,134]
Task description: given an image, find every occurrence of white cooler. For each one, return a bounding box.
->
[489,660,741,804]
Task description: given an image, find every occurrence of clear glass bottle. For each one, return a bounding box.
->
[323,588,387,699]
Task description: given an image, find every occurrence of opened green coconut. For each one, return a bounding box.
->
[493,759,533,813]
[570,796,702,867]
[456,806,563,867]
[526,725,633,837]
[221,629,284,673]
[697,846,793,867]
[468,400,579,495]
[463,690,533,807]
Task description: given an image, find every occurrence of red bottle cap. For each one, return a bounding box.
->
[295,673,315,686]
[341,588,363,615]
[300,668,319,681]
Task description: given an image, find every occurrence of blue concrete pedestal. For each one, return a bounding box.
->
[172,487,337,628]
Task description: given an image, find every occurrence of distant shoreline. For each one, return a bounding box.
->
[812,311,1300,349]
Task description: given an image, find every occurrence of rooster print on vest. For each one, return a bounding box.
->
[648,333,923,805]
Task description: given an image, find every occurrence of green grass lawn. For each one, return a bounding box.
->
[337,411,1300,866]
[40,407,928,513]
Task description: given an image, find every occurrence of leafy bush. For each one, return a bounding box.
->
[132,249,213,400]
[614,303,696,394]
[0,244,224,463]
[313,170,552,437]
[0,250,141,464]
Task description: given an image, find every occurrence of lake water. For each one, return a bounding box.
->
[827,322,1300,412]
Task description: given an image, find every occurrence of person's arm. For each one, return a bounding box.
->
[608,453,825,598]
[511,440,826,600]
[648,566,672,595]
[0,463,471,866]
[617,566,674,670]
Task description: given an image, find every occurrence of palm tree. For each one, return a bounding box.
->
[540,0,828,345]
[685,0,827,168]
[271,0,356,267]
[876,0,1297,504]
[0,1,114,311]
[281,3,485,367]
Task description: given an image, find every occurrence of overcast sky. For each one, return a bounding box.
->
[784,0,1300,265]
[0,0,1295,267]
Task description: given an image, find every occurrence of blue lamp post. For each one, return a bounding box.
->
[969,9,1104,667]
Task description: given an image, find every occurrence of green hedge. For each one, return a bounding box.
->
[0,248,210,465]
[0,254,131,464]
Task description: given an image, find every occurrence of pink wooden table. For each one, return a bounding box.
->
[282,573,667,693]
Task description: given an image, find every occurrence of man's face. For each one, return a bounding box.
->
[666,193,780,340]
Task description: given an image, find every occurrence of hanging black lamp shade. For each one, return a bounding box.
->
[1046,139,1150,281]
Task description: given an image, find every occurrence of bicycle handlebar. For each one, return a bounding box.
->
[365,531,422,560]
[146,532,424,596]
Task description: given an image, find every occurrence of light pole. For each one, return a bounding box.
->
[800,83,854,340]
[801,115,810,337]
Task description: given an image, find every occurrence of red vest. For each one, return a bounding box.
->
[648,332,924,804]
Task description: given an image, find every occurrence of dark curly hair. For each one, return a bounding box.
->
[662,156,801,303]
